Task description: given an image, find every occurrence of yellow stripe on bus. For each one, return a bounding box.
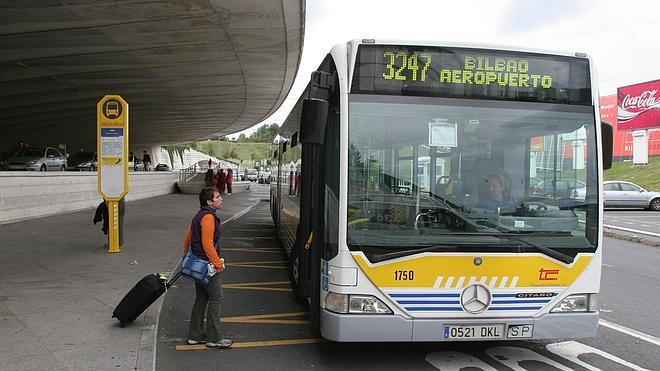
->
[352,253,593,288]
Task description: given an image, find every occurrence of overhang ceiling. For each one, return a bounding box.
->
[0,0,304,151]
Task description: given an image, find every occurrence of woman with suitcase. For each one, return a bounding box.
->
[180,187,232,348]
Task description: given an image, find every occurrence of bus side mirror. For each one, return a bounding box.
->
[300,98,329,145]
[601,122,613,170]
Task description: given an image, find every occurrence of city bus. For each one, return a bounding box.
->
[270,39,612,341]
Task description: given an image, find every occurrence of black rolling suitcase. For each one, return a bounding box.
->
[113,271,181,327]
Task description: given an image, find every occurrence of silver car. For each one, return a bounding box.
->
[8,146,67,171]
[603,181,660,211]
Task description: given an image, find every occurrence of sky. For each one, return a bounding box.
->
[229,0,659,139]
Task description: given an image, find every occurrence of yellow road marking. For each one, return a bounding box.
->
[224,280,290,286]
[226,260,287,269]
[176,338,324,351]
[231,338,324,348]
[229,264,286,269]
[227,229,277,232]
[176,344,207,350]
[223,281,292,292]
[223,236,277,240]
[224,319,309,325]
[224,285,291,292]
[224,311,306,320]
[223,248,281,253]
[228,260,286,265]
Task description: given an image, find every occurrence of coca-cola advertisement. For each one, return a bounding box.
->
[617,79,660,130]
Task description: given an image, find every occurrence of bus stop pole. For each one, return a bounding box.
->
[107,200,121,253]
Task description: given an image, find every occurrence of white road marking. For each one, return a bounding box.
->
[485,346,573,371]
[546,341,652,371]
[625,222,634,225]
[602,263,613,267]
[603,224,660,237]
[599,319,660,346]
[426,351,497,371]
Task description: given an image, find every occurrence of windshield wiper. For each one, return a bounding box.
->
[355,244,459,263]
[516,237,574,264]
[452,232,575,264]
[500,235,574,264]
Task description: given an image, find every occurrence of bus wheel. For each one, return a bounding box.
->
[288,253,306,301]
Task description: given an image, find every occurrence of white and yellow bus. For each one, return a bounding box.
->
[271,39,612,341]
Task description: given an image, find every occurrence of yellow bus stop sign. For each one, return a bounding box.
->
[97,95,129,252]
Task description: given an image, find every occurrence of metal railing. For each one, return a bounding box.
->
[178,163,198,182]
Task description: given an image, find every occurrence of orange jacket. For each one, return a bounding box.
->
[182,214,223,269]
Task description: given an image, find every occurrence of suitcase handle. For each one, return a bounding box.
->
[166,270,181,289]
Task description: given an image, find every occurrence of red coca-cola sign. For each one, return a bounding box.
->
[617,79,660,130]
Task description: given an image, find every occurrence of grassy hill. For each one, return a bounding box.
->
[193,141,274,168]
[605,157,660,191]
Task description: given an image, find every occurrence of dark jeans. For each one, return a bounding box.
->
[188,273,223,342]
[226,183,232,194]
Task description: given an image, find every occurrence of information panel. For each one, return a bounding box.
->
[352,44,591,105]
[97,95,129,200]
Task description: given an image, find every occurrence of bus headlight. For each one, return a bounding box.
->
[325,292,392,314]
[550,294,597,312]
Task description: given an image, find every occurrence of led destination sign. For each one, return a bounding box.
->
[352,45,591,105]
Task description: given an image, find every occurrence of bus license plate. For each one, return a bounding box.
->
[443,324,504,340]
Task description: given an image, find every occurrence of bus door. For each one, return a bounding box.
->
[288,97,329,328]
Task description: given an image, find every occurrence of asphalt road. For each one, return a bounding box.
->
[156,185,659,370]
[604,210,660,236]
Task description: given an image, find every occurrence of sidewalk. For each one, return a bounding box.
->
[0,186,268,371]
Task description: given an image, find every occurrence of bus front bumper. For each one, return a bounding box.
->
[321,309,599,342]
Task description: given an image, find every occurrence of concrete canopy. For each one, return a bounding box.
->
[0,0,304,152]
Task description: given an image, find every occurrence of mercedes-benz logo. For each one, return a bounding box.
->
[460,283,492,314]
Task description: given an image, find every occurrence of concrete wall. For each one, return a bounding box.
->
[0,171,178,224]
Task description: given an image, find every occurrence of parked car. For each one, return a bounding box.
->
[238,169,246,181]
[128,156,144,171]
[602,181,660,211]
[68,151,97,171]
[532,179,585,199]
[246,168,258,182]
[7,146,67,171]
[258,171,271,184]
[155,163,170,171]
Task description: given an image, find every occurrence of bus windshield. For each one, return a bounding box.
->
[347,94,598,261]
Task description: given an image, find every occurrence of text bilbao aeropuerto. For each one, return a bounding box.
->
[352,44,592,105]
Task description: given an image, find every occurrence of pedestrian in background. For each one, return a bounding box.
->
[181,187,232,348]
[130,152,140,171]
[216,169,226,195]
[142,150,152,171]
[204,168,214,187]
[225,169,233,195]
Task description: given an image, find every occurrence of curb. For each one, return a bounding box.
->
[604,229,660,247]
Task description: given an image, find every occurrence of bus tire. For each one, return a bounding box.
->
[288,252,307,302]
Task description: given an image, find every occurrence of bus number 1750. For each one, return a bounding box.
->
[394,270,414,281]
